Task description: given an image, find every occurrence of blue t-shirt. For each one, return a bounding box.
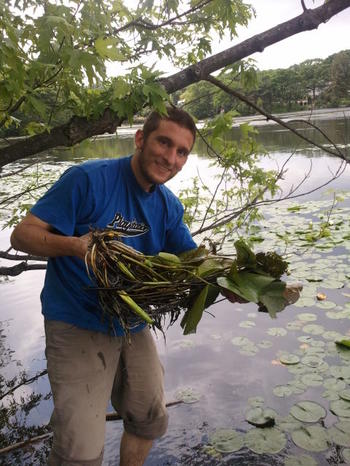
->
[31,156,196,335]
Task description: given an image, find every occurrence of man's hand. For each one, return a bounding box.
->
[77,232,92,262]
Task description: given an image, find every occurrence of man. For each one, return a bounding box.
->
[10,107,198,466]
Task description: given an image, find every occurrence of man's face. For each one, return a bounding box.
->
[131,119,194,191]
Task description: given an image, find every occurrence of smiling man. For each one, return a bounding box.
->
[10,107,197,466]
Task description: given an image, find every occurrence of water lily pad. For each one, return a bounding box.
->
[298,335,313,343]
[302,324,324,335]
[322,279,344,289]
[328,420,350,447]
[288,365,309,376]
[323,330,344,341]
[247,396,265,407]
[280,354,300,365]
[290,401,326,423]
[245,427,286,454]
[239,320,256,328]
[276,414,301,433]
[291,425,329,452]
[231,336,251,346]
[310,339,325,347]
[339,389,350,401]
[330,365,350,380]
[326,311,346,320]
[323,378,346,391]
[267,327,287,337]
[288,380,307,395]
[316,301,337,309]
[273,385,293,398]
[343,448,350,463]
[239,345,259,356]
[329,399,350,418]
[258,340,273,349]
[284,454,318,466]
[297,313,317,322]
[301,355,324,368]
[175,387,201,404]
[322,390,340,401]
[209,429,244,453]
[294,297,315,307]
[245,406,277,427]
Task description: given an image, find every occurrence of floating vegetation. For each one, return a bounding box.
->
[291,425,329,452]
[289,401,326,423]
[174,387,201,404]
[209,429,244,453]
[245,406,277,427]
[87,231,291,336]
[245,427,286,454]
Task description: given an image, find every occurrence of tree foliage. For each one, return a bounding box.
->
[0,0,252,137]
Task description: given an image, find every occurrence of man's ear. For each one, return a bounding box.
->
[135,129,144,150]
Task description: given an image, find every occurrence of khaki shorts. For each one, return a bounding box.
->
[45,320,168,465]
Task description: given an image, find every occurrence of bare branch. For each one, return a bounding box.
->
[205,74,348,162]
[0,262,47,276]
[0,250,47,262]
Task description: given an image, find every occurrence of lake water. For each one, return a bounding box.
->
[1,109,350,465]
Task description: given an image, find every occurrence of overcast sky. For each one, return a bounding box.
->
[107,1,350,77]
[215,0,350,70]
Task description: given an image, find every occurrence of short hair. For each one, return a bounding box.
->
[142,106,196,145]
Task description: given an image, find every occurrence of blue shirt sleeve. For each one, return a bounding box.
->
[164,199,197,254]
[30,166,93,236]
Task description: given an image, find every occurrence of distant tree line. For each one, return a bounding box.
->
[178,50,350,120]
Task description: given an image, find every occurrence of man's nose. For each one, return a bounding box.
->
[164,147,177,165]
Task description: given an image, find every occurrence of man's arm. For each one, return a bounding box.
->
[10,213,90,260]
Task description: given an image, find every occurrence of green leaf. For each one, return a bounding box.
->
[217,276,255,303]
[209,429,244,453]
[245,406,277,427]
[234,238,256,268]
[290,401,326,423]
[95,37,125,60]
[335,339,350,349]
[245,427,286,454]
[259,281,287,318]
[197,258,223,277]
[291,425,329,452]
[181,285,209,335]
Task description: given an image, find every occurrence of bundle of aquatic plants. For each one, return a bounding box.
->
[87,230,290,336]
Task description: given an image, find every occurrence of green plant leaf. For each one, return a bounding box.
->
[259,281,287,318]
[290,401,326,423]
[291,425,329,452]
[245,406,277,427]
[181,285,209,335]
[245,427,286,454]
[209,429,244,453]
[335,339,350,349]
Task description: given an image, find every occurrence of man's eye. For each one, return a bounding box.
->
[178,150,188,157]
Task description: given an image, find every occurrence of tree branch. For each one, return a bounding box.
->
[0,250,47,262]
[1,0,349,168]
[0,262,47,276]
[204,74,348,162]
